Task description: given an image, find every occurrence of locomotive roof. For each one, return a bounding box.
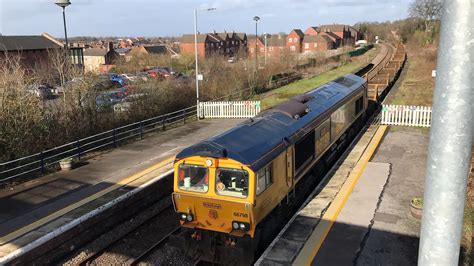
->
[175,74,366,171]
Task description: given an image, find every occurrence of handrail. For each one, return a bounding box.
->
[0,105,197,183]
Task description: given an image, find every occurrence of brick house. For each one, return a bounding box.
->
[304,26,319,36]
[180,34,223,58]
[215,32,242,57]
[319,24,354,46]
[247,36,265,59]
[302,35,335,52]
[267,34,287,58]
[347,26,360,43]
[286,29,304,53]
[319,31,342,48]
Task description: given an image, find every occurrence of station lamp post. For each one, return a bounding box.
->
[253,16,260,71]
[55,0,71,54]
[194,7,216,119]
[263,32,268,66]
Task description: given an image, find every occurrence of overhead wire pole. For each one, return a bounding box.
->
[418,0,473,265]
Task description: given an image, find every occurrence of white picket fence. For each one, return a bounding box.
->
[199,101,261,119]
[381,105,432,127]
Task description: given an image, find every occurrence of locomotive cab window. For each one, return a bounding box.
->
[257,163,273,195]
[178,164,209,193]
[215,168,249,198]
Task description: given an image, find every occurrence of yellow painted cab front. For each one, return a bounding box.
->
[172,156,256,237]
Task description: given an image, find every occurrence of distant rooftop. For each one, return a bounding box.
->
[0,34,62,51]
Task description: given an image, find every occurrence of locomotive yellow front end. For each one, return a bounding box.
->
[171,155,257,264]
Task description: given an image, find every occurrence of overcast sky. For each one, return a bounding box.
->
[0,0,410,37]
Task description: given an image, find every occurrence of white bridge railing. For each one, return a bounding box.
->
[381,105,432,127]
[199,101,261,119]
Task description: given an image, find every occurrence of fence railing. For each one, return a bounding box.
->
[0,106,197,183]
[381,105,432,127]
[199,101,261,119]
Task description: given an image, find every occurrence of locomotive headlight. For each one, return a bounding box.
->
[180,213,187,220]
[232,221,250,231]
[186,214,194,222]
[205,159,213,167]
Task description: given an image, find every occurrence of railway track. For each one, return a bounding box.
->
[128,227,181,265]
[71,198,177,265]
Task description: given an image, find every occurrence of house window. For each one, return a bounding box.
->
[269,47,274,51]
[289,38,293,43]
[314,43,318,48]
[250,48,255,53]
[294,38,298,43]
[256,163,273,195]
[290,46,296,51]
[305,43,309,49]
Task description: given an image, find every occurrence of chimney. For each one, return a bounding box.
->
[108,42,114,52]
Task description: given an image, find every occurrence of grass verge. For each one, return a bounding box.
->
[253,45,379,109]
[386,43,437,106]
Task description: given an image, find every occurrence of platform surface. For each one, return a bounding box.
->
[0,118,244,257]
[311,162,390,265]
[257,126,429,266]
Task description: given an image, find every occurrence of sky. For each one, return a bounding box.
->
[0,0,411,38]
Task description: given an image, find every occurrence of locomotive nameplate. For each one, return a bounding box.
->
[203,202,222,210]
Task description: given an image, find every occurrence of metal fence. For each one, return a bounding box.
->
[381,105,432,127]
[199,101,261,118]
[0,106,197,183]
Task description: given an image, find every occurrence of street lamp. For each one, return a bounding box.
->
[194,7,216,119]
[55,0,71,54]
[263,32,268,66]
[253,16,260,71]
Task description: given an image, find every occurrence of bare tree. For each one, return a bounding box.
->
[409,0,443,32]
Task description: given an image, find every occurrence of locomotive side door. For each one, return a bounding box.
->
[286,147,294,187]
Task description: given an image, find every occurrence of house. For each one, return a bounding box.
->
[83,43,119,73]
[319,24,354,46]
[286,29,304,53]
[266,34,287,58]
[319,31,342,48]
[305,26,319,36]
[247,36,265,59]
[180,33,230,58]
[83,48,107,73]
[180,31,247,58]
[115,48,132,62]
[302,35,335,52]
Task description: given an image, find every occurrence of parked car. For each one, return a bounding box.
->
[148,68,171,79]
[120,73,137,83]
[27,84,54,99]
[114,93,146,113]
[95,89,127,110]
[99,73,126,87]
[227,57,236,63]
[137,72,149,82]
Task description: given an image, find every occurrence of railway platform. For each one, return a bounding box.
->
[0,118,244,264]
[257,126,429,265]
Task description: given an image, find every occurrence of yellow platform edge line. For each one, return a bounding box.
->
[0,156,175,245]
[293,125,388,266]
